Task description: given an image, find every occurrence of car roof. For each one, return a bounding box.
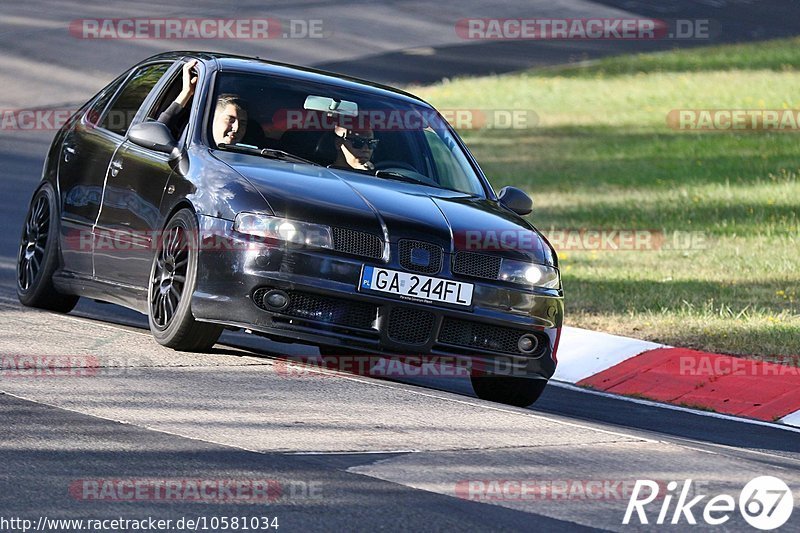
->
[138,51,431,107]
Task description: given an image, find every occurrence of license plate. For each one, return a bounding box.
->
[359,266,473,307]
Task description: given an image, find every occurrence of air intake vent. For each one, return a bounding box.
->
[438,318,548,357]
[253,288,377,330]
[386,307,435,345]
[332,227,383,259]
[452,252,501,280]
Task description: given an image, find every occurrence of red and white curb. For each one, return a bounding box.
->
[555,326,800,428]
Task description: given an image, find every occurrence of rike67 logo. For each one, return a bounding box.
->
[624,477,794,530]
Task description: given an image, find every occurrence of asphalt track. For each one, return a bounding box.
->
[1,1,799,531]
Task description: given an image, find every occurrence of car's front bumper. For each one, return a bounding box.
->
[192,215,563,379]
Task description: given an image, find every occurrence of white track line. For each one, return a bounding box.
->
[289,450,421,455]
[553,326,664,383]
[780,410,800,427]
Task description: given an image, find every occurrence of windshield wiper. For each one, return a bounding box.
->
[374,169,429,185]
[374,169,473,195]
[217,144,320,166]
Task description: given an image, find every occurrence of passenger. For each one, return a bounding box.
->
[332,124,379,170]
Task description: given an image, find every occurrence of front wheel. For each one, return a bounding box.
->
[16,182,79,313]
[471,376,548,407]
[147,209,222,351]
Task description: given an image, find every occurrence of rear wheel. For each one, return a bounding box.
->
[147,208,222,351]
[16,183,79,313]
[470,376,548,407]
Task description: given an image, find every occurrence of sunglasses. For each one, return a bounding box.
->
[340,133,379,150]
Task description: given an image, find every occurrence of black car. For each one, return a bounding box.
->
[17,52,563,406]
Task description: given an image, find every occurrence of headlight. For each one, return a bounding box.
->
[499,259,560,289]
[233,213,333,249]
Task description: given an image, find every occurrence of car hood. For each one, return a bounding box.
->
[218,154,555,265]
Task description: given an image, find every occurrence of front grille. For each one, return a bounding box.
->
[399,240,442,274]
[332,227,383,259]
[452,252,501,280]
[253,288,377,330]
[386,307,435,345]
[438,317,548,357]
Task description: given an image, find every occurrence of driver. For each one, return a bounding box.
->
[211,94,248,146]
[158,60,248,146]
[332,124,379,170]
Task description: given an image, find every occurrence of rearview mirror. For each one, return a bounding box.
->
[498,186,533,216]
[303,95,359,117]
[128,121,188,175]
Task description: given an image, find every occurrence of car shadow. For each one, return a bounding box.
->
[62,297,800,456]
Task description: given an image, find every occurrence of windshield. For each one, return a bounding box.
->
[206,71,487,196]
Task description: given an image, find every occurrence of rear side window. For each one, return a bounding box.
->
[85,76,127,127]
[100,63,170,136]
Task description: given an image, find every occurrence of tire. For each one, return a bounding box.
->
[16,182,79,313]
[147,208,222,351]
[471,376,548,407]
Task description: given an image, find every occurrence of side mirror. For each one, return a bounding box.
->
[128,121,177,153]
[128,121,188,175]
[498,186,533,216]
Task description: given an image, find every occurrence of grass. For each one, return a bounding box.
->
[535,37,800,77]
[408,38,800,358]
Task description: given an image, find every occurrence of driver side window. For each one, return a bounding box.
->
[146,67,191,140]
[100,63,170,136]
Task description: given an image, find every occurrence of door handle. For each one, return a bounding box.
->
[63,145,76,162]
[110,159,123,177]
